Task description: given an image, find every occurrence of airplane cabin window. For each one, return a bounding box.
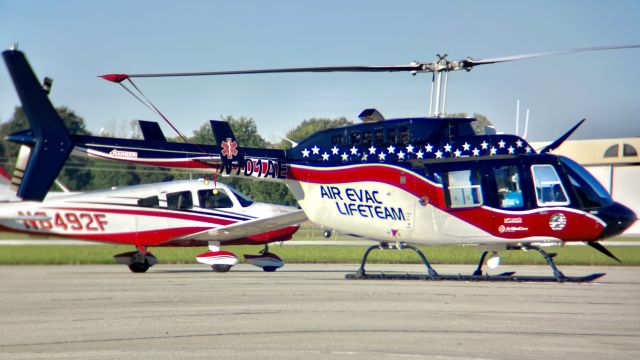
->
[166,191,193,210]
[138,195,159,208]
[531,165,570,206]
[198,189,234,209]
[446,169,483,208]
[493,166,523,209]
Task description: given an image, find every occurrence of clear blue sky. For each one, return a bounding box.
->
[1,0,639,142]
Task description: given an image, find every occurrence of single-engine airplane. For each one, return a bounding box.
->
[3,45,637,282]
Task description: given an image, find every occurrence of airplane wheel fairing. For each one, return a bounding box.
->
[129,262,150,273]
[212,264,232,272]
[262,266,278,272]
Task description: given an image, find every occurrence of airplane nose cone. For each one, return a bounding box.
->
[597,202,637,239]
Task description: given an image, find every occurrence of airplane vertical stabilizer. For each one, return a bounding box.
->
[2,49,74,201]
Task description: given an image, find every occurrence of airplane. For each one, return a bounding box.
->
[3,45,637,282]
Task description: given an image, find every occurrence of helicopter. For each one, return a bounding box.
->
[3,45,637,282]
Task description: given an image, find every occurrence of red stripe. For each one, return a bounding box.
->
[45,207,236,226]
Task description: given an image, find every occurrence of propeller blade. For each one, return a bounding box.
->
[539,119,585,154]
[465,44,640,67]
[586,241,621,263]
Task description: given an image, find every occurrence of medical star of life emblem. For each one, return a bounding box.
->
[221,138,238,159]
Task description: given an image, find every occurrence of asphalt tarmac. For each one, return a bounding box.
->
[0,264,639,360]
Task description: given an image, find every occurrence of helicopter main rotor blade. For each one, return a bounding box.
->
[464,44,640,67]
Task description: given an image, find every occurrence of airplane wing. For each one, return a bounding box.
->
[176,209,307,242]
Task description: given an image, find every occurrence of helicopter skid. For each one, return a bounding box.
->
[345,271,604,283]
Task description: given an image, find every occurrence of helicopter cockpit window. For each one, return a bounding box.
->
[198,189,233,209]
[559,156,612,208]
[138,195,159,208]
[331,134,344,145]
[374,128,384,145]
[446,169,483,208]
[166,191,193,210]
[531,165,569,206]
[349,131,361,145]
[399,126,410,144]
[493,166,523,209]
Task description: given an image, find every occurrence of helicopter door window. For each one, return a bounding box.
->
[531,165,570,206]
[331,135,344,145]
[446,169,483,208]
[198,189,234,209]
[493,166,523,209]
[374,128,384,145]
[166,191,193,210]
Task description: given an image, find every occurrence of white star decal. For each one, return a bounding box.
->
[525,146,532,154]
[301,148,310,158]
[516,139,523,148]
[498,140,506,148]
[507,146,515,154]
[444,143,452,153]
[416,150,424,159]
[378,152,386,161]
[368,145,377,154]
[321,152,329,161]
[490,147,497,155]
[435,150,443,158]
[387,145,396,154]
[397,151,406,160]
[462,142,470,151]
[425,143,433,152]
[454,149,462,157]
[311,145,320,155]
[480,141,489,150]
[472,148,480,156]
[341,153,349,161]
[350,146,359,155]
[406,144,414,153]
[331,146,339,155]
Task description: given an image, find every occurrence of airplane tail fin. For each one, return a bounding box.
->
[2,49,74,201]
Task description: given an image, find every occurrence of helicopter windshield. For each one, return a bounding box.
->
[559,156,612,208]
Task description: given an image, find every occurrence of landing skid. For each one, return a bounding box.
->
[345,243,606,283]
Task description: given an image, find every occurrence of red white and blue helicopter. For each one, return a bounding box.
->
[3,45,637,282]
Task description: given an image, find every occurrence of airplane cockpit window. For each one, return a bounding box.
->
[138,195,159,208]
[166,191,193,210]
[531,165,569,206]
[198,189,234,209]
[559,156,612,208]
[493,166,523,209]
[446,169,483,208]
[230,188,254,207]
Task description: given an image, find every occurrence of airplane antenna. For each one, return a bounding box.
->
[515,99,520,136]
[522,108,530,139]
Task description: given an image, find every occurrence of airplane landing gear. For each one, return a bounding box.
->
[346,242,605,282]
[212,264,233,273]
[244,245,284,272]
[114,249,158,273]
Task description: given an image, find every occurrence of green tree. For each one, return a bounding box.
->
[280,117,353,149]
[445,112,493,135]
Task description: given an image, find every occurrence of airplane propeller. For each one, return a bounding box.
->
[100,44,640,82]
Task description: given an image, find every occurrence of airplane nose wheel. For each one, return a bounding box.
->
[129,261,150,273]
